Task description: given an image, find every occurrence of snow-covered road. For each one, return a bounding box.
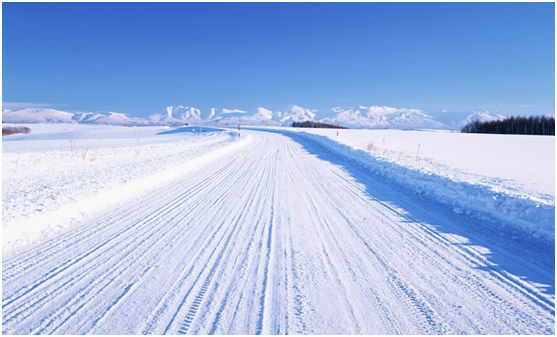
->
[2,130,554,334]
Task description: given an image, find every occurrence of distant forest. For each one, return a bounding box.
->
[291,121,348,129]
[461,115,555,136]
[2,126,31,136]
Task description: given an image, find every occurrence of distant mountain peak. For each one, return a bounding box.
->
[2,105,513,130]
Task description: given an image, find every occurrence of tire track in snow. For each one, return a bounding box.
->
[161,140,275,334]
[327,166,554,333]
[287,130,554,334]
[2,153,243,296]
[138,154,262,334]
[3,163,236,331]
[3,142,257,334]
[3,130,554,335]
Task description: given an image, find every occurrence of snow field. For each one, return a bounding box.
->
[2,124,251,253]
[277,128,555,241]
[2,130,553,334]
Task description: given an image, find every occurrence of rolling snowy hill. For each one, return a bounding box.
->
[2,105,507,129]
[428,109,506,129]
[2,108,76,124]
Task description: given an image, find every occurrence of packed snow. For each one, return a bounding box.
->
[3,124,250,252]
[274,127,555,241]
[2,124,554,334]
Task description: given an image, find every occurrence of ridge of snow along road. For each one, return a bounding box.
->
[2,125,252,253]
[265,128,555,242]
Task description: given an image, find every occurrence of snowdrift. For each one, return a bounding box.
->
[2,126,251,252]
[280,130,555,242]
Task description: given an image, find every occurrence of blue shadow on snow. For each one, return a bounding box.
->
[251,127,555,300]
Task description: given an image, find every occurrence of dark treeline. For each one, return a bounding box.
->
[291,121,348,129]
[2,126,31,136]
[461,115,555,136]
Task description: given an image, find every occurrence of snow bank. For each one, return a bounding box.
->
[284,130,555,241]
[2,125,252,252]
[296,128,555,196]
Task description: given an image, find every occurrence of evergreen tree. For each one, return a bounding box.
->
[461,115,555,135]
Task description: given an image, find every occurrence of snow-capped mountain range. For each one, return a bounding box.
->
[2,105,506,130]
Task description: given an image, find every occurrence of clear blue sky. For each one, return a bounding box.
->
[2,2,555,116]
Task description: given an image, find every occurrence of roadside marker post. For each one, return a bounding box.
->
[238,124,241,137]
[337,123,339,137]
[415,143,421,166]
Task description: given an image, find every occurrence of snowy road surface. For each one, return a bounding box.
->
[2,129,554,334]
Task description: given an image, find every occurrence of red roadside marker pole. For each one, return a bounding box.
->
[337,123,339,136]
[238,124,241,137]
